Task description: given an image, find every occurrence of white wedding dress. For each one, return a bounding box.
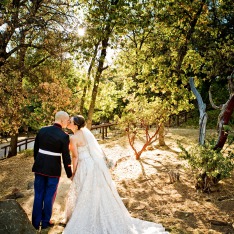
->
[63,128,169,234]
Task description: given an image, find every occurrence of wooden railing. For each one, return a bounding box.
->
[1,114,191,158]
[1,137,35,158]
[0,123,117,158]
[91,123,117,140]
[0,112,191,159]
[167,111,192,127]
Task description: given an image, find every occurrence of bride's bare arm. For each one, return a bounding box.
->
[69,136,79,178]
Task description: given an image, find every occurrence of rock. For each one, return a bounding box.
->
[134,203,146,210]
[205,198,212,202]
[209,219,230,226]
[0,199,36,234]
[4,188,24,199]
[146,145,155,151]
[174,211,194,219]
[217,196,232,201]
[27,181,34,190]
[5,192,24,199]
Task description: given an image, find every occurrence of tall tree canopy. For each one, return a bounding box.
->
[1,0,234,156]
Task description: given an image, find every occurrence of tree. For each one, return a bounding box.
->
[210,72,234,150]
[120,0,234,148]
[120,95,170,160]
[0,0,79,156]
[0,64,28,156]
[111,0,200,148]
[181,72,234,192]
[75,0,130,129]
[0,0,78,67]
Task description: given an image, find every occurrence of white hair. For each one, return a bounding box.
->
[55,111,69,122]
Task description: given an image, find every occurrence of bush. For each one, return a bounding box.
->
[19,149,33,158]
[180,109,221,129]
[206,109,221,129]
[178,139,234,192]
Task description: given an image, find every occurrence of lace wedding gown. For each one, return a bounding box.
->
[63,128,169,234]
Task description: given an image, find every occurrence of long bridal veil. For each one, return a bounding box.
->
[82,127,113,168]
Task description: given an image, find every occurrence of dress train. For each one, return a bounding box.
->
[63,128,169,234]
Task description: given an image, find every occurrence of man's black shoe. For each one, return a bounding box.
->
[41,222,55,229]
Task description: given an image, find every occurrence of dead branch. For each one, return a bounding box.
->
[189,77,207,145]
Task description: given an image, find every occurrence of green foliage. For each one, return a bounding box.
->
[0,65,29,135]
[223,124,234,146]
[179,109,200,129]
[21,58,81,131]
[0,0,81,136]
[178,139,234,183]
[223,124,234,136]
[19,149,33,158]
[206,109,222,129]
[91,80,123,123]
[208,78,230,108]
[117,95,171,159]
[119,95,170,127]
[1,0,234,141]
[180,109,221,129]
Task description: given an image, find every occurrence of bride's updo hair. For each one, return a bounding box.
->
[73,115,86,130]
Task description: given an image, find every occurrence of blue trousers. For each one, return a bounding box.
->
[32,174,59,229]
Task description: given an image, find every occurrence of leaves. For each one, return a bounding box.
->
[178,139,234,188]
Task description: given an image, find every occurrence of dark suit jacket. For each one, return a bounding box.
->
[32,123,72,178]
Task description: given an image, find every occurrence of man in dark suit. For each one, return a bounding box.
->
[32,111,72,230]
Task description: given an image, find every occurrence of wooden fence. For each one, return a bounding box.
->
[91,123,116,140]
[0,123,116,158]
[0,137,35,158]
[0,112,191,158]
[167,111,192,127]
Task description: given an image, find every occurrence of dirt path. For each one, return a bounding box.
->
[0,128,234,234]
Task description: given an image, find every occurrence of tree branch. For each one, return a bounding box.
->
[189,77,207,145]
[208,89,222,110]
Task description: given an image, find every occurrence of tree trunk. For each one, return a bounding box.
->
[80,43,100,115]
[86,0,119,128]
[87,77,100,129]
[86,35,110,129]
[214,95,234,150]
[127,124,161,160]
[158,123,166,146]
[8,134,19,157]
[213,73,234,150]
[189,77,207,145]
[79,85,87,115]
[190,74,234,192]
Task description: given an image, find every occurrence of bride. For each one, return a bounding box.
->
[63,115,169,234]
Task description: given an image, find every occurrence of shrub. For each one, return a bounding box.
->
[178,138,234,192]
[19,149,33,158]
[180,109,221,129]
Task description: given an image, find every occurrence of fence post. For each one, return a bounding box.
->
[25,138,28,150]
[105,126,107,138]
[102,127,104,140]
